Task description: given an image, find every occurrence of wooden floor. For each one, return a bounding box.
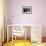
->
[3,40,31,46]
[3,37,46,46]
[3,40,46,46]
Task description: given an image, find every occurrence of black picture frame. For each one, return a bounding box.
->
[22,6,32,14]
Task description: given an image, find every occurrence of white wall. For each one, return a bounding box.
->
[7,0,46,37]
[32,0,46,37]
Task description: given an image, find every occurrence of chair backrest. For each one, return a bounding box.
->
[12,25,25,36]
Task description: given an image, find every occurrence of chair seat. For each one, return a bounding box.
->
[13,30,25,36]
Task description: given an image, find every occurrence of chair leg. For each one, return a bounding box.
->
[15,36,16,43]
[12,31,13,43]
[25,30,26,43]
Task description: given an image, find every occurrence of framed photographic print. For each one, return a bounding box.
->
[22,6,32,14]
